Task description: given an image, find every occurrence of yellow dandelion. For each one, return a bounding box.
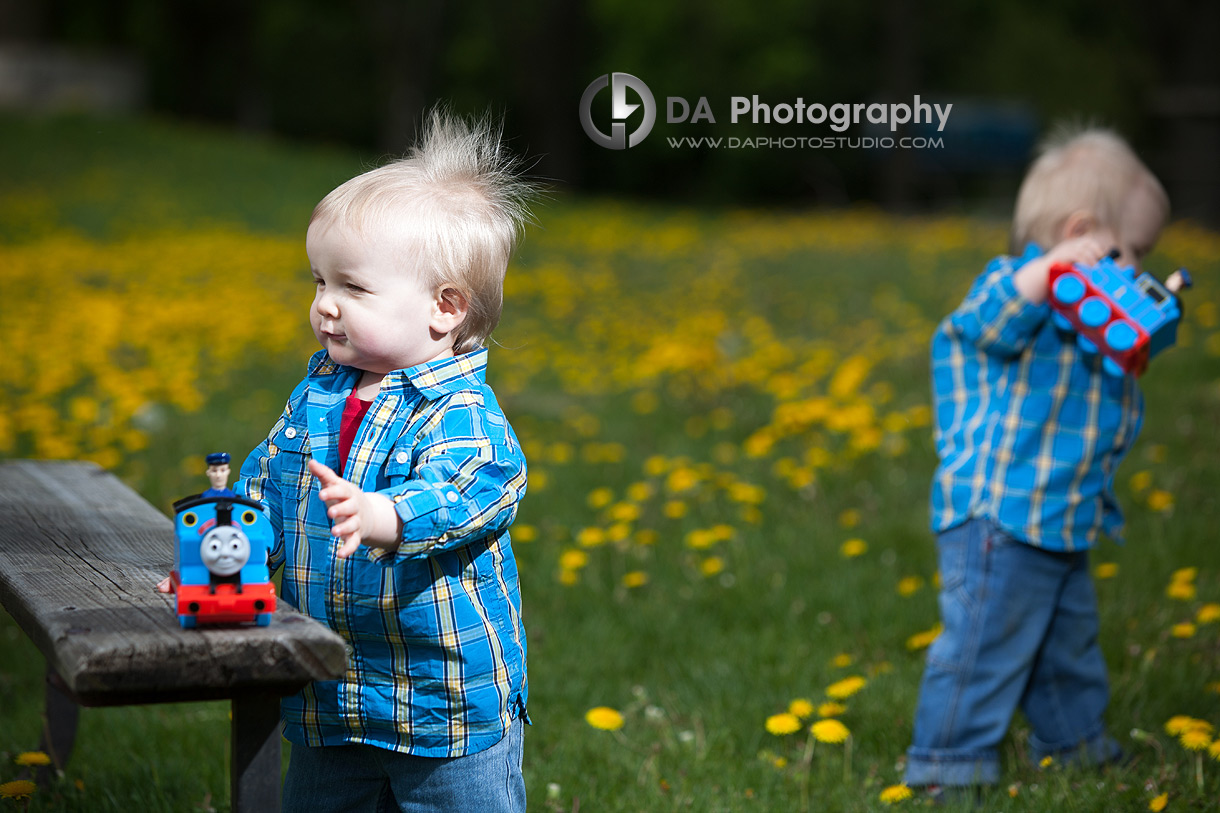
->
[1180,730,1212,751]
[838,508,861,528]
[817,702,847,718]
[1171,622,1196,639]
[585,707,624,731]
[765,712,802,735]
[557,569,579,586]
[1208,740,1220,761]
[586,487,614,509]
[576,527,607,548]
[1197,604,1220,624]
[830,653,853,668]
[1165,716,1209,736]
[896,575,925,596]
[664,500,688,519]
[626,481,654,502]
[558,549,588,570]
[1172,567,1197,582]
[700,556,725,577]
[825,675,867,700]
[14,752,51,767]
[1149,791,1168,811]
[1094,562,1119,580]
[1039,755,1054,768]
[788,698,815,719]
[840,538,868,558]
[513,524,538,542]
[634,529,659,545]
[879,784,913,804]
[685,528,717,549]
[810,718,850,744]
[0,781,36,801]
[1147,489,1174,512]
[906,624,943,651]
[1166,581,1196,601]
[773,756,788,769]
[621,571,649,589]
[1129,470,1152,493]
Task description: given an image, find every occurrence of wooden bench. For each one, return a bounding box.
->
[0,460,347,811]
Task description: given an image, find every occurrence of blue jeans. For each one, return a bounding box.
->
[904,519,1121,787]
[282,718,526,813]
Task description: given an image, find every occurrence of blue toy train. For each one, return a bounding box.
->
[1048,254,1190,377]
[169,492,276,627]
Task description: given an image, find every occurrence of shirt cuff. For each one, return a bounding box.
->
[366,482,463,563]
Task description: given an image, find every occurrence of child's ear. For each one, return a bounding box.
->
[431,285,469,335]
[1062,210,1097,239]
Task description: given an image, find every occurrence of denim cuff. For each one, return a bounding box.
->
[1029,727,1122,767]
[904,746,1000,787]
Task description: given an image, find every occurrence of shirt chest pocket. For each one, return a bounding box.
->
[271,417,313,499]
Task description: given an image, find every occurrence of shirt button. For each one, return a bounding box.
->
[446,490,459,503]
[284,427,297,439]
[396,452,408,464]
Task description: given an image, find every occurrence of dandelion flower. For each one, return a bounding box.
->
[1129,470,1152,492]
[1147,489,1174,512]
[765,713,802,735]
[896,575,924,596]
[1165,716,1209,736]
[700,556,725,577]
[513,524,538,542]
[810,718,850,743]
[585,707,624,731]
[825,675,867,700]
[558,549,588,571]
[1094,562,1119,580]
[830,653,853,668]
[788,698,815,718]
[1149,791,1168,811]
[1172,567,1197,582]
[1197,604,1220,624]
[1208,740,1220,761]
[838,509,861,528]
[1040,755,1054,768]
[621,571,649,589]
[576,527,607,548]
[817,702,847,718]
[906,624,943,651]
[1171,622,1196,639]
[1180,730,1212,751]
[879,784,913,804]
[14,752,51,767]
[0,781,36,801]
[1166,581,1197,601]
[840,538,868,558]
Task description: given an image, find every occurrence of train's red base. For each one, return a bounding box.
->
[170,571,276,625]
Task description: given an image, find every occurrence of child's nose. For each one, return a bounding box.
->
[315,290,340,317]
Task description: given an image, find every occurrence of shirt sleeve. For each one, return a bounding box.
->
[369,390,527,563]
[943,259,1050,357]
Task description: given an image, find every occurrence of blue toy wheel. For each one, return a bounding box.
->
[179,615,198,629]
[256,613,272,627]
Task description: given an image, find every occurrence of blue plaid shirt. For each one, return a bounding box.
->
[237,348,528,757]
[930,245,1144,551]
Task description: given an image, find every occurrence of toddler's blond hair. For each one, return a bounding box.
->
[1011,125,1168,254]
[311,109,536,354]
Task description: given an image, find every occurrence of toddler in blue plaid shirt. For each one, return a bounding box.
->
[904,127,1170,796]
[239,111,534,812]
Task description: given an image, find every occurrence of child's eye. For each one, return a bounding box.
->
[345,283,367,294]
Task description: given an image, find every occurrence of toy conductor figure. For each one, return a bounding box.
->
[202,452,236,498]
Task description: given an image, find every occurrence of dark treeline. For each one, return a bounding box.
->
[8,0,1219,218]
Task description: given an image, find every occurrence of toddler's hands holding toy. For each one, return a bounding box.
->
[309,459,402,558]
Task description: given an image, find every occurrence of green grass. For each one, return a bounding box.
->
[2,112,1220,812]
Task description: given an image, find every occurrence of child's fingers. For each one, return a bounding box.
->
[156,576,172,593]
[335,532,363,559]
[326,496,362,521]
[308,458,343,486]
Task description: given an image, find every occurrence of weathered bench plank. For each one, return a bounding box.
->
[0,460,347,811]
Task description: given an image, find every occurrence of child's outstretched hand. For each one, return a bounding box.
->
[1015,235,1115,304]
[309,459,402,558]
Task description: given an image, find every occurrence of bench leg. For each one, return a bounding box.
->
[37,666,79,783]
[230,692,282,813]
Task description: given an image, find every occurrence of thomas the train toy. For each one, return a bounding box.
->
[168,452,276,628]
[1048,252,1191,377]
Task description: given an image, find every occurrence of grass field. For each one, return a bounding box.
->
[1,112,1219,811]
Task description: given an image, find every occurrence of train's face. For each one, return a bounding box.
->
[200,526,251,576]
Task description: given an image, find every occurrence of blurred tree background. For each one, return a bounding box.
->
[1,0,1217,220]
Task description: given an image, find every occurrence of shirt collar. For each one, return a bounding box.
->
[305,348,488,400]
